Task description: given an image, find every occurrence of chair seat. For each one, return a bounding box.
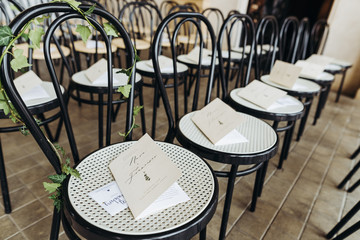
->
[112,38,151,50]
[64,141,218,239]
[229,88,304,120]
[73,40,117,54]
[15,42,70,60]
[136,58,188,77]
[325,63,342,73]
[232,45,267,55]
[299,71,335,84]
[71,68,142,90]
[177,111,278,161]
[217,50,247,61]
[260,75,321,97]
[177,54,219,67]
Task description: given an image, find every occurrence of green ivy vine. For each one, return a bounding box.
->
[0,0,140,212]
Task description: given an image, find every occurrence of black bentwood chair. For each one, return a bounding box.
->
[152,12,278,240]
[1,2,135,238]
[227,14,304,171]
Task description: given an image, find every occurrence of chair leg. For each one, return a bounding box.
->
[199,226,206,240]
[335,68,348,103]
[37,113,55,142]
[250,163,264,212]
[50,207,61,240]
[337,160,360,189]
[297,97,312,141]
[62,210,81,240]
[326,201,360,239]
[332,221,360,240]
[98,93,104,148]
[350,146,360,159]
[347,179,360,193]
[313,85,328,125]
[0,139,11,213]
[151,86,159,139]
[218,164,238,240]
[258,160,269,197]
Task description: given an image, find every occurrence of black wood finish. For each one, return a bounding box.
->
[279,16,299,64]
[1,3,135,239]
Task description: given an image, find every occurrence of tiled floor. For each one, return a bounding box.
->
[1,72,360,239]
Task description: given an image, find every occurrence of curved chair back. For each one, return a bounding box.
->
[159,0,178,16]
[202,8,225,38]
[218,13,257,93]
[279,16,299,63]
[151,12,217,142]
[256,15,279,76]
[308,19,329,56]
[293,17,310,62]
[1,2,135,178]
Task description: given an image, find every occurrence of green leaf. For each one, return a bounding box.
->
[117,84,132,98]
[19,126,30,136]
[133,124,139,129]
[135,54,141,61]
[103,22,118,37]
[53,198,62,212]
[34,15,50,25]
[48,174,67,184]
[76,24,91,43]
[10,49,31,72]
[28,27,45,49]
[84,4,96,16]
[10,4,19,11]
[116,68,131,76]
[0,101,9,116]
[62,164,81,179]
[133,105,143,116]
[66,157,70,165]
[0,26,13,46]
[21,32,29,41]
[63,0,81,9]
[43,182,61,193]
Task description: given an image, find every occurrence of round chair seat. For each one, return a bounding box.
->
[229,88,304,121]
[71,68,142,92]
[15,42,70,59]
[299,71,335,84]
[325,63,342,74]
[177,54,219,68]
[136,58,188,78]
[112,38,150,51]
[177,111,278,164]
[73,40,117,54]
[232,45,267,55]
[260,75,321,97]
[64,141,218,239]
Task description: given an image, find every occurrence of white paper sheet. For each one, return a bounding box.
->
[89,181,190,219]
[267,96,301,110]
[145,55,174,72]
[185,46,212,65]
[86,40,104,49]
[292,82,308,91]
[214,129,248,146]
[21,84,50,101]
[91,70,125,85]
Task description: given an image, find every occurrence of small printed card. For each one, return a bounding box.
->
[88,181,189,218]
[84,58,122,85]
[186,46,212,64]
[237,80,287,110]
[14,70,50,101]
[295,60,324,79]
[191,98,246,145]
[145,55,174,72]
[109,133,182,219]
[306,54,334,67]
[269,60,302,88]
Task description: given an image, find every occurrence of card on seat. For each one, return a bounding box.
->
[269,60,302,88]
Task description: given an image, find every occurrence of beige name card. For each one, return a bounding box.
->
[14,70,42,95]
[109,133,181,219]
[191,98,244,145]
[269,60,302,88]
[237,80,287,109]
[84,58,108,83]
[306,54,334,67]
[295,60,324,79]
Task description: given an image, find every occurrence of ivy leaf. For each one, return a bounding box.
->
[104,22,118,37]
[0,101,9,116]
[63,0,81,9]
[48,174,67,184]
[135,54,141,62]
[76,24,91,43]
[34,15,50,25]
[133,105,143,116]
[84,4,96,16]
[62,164,81,179]
[116,68,131,76]
[43,182,61,193]
[133,124,139,129]
[10,49,31,72]
[0,26,13,46]
[10,4,19,11]
[53,198,62,212]
[21,32,29,41]
[29,27,45,49]
[117,84,132,98]
[19,126,30,136]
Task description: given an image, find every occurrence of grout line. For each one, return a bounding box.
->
[297,105,353,239]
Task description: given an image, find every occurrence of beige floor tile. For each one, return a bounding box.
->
[11,201,50,229]
[0,215,19,239]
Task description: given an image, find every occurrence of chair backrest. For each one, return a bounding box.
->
[159,0,178,16]
[256,15,279,76]
[105,0,128,17]
[202,8,225,38]
[217,13,257,93]
[151,12,217,142]
[1,2,136,170]
[293,17,310,62]
[119,1,162,57]
[308,19,329,56]
[227,9,241,17]
[279,16,299,63]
